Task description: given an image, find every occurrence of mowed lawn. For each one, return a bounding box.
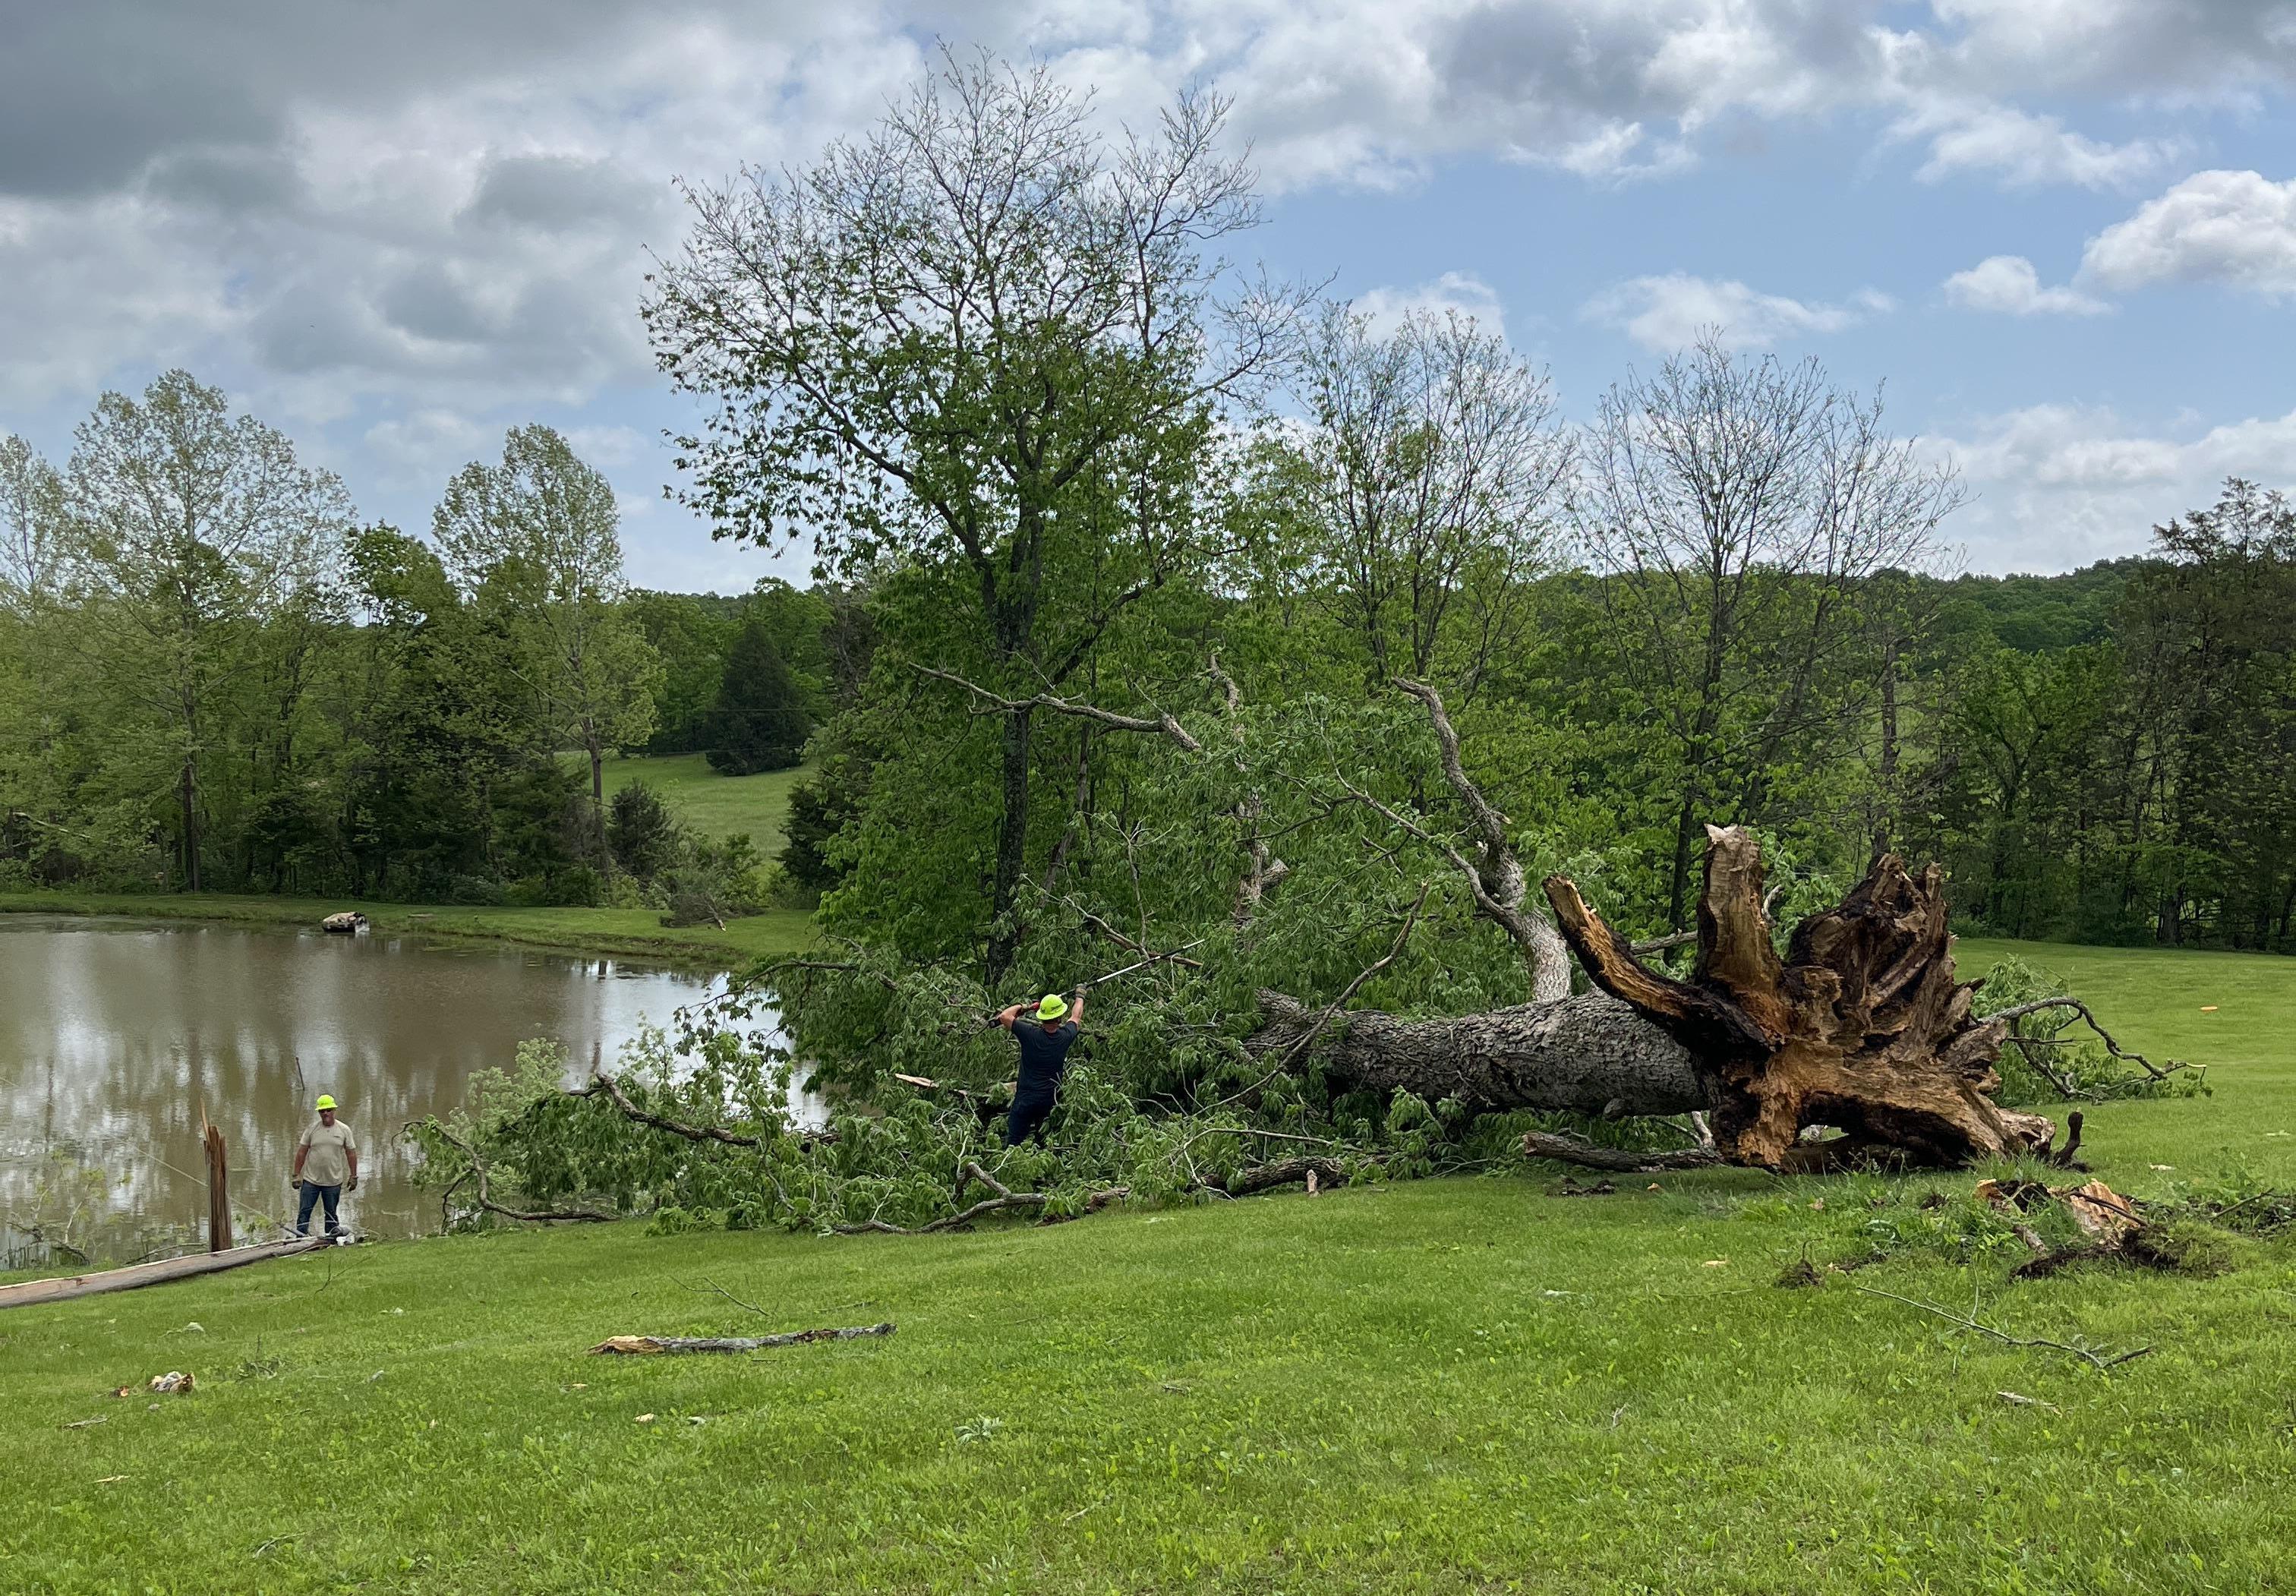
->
[601,752,813,855]
[0,889,812,968]
[4,939,2294,1594]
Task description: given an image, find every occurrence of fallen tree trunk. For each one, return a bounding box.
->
[1252,825,2058,1172]
[1253,989,1705,1117]
[0,1236,329,1311]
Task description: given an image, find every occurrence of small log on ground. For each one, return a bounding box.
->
[0,1237,330,1311]
[1544,827,2057,1170]
[591,1323,896,1355]
[1519,1131,1722,1174]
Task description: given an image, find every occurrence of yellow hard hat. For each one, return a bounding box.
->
[1035,994,1069,1022]
[315,1094,337,1111]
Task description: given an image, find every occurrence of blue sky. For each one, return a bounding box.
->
[4,0,2294,590]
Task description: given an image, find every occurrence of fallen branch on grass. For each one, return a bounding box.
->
[591,1323,896,1355]
[0,1236,331,1311]
[1987,998,2197,1090]
[831,1162,1130,1235]
[425,1125,616,1225]
[1850,1284,2152,1371]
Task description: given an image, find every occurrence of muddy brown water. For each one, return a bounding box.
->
[0,914,786,1255]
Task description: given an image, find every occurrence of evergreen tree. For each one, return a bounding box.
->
[707,620,811,774]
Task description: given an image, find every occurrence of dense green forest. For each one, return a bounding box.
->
[3,380,2288,954]
[0,387,836,912]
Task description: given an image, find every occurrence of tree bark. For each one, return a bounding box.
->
[1252,989,1706,1118]
[984,702,1034,984]
[588,733,608,871]
[1253,825,2058,1172]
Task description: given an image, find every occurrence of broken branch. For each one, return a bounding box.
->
[915,664,1202,752]
[1519,1131,1723,1174]
[1850,1285,2152,1371]
[1387,678,1572,1002]
[591,1323,896,1355]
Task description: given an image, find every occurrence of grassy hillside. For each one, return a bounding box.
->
[2,755,816,968]
[601,752,812,854]
[4,938,2291,1592]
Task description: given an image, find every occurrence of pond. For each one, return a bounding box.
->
[0,914,787,1256]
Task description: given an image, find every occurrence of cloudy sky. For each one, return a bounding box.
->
[4,1,2293,588]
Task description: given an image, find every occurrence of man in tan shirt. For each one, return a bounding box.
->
[292,1095,359,1237]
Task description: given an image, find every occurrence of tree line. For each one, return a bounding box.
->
[0,385,832,906]
[6,55,2291,967]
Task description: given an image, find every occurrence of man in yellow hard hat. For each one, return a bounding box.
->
[992,988,1085,1147]
[292,1094,359,1237]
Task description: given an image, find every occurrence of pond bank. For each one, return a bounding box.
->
[0,889,812,970]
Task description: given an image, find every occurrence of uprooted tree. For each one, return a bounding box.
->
[1256,825,2061,1172]
[404,673,2192,1236]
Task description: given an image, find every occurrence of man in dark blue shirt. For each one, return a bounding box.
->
[994,988,1085,1146]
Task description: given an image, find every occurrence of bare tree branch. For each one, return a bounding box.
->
[1332,678,1569,1001]
[914,664,1202,752]
[1849,1285,2152,1371]
[1984,997,2194,1083]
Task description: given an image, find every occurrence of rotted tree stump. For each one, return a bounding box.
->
[1543,825,2058,1171]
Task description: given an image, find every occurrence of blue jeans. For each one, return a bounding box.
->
[296,1181,343,1235]
[1004,1087,1058,1147]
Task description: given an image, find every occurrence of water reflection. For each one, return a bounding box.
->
[0,915,784,1251]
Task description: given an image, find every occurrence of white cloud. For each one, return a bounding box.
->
[1929,400,2296,571]
[361,408,490,487]
[1351,272,1508,339]
[2080,169,2296,298]
[1900,103,2181,191]
[1942,254,2110,315]
[1581,273,1887,352]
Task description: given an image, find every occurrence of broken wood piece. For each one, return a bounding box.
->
[2062,1180,2143,1245]
[590,1322,896,1355]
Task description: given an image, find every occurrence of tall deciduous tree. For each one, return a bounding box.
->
[1259,302,1570,694]
[1575,336,1963,928]
[60,372,352,891]
[646,50,1292,979]
[0,434,66,618]
[434,425,661,869]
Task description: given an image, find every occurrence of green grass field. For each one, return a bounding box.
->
[601,752,813,855]
[4,937,2292,1593]
[0,890,812,968]
[1,755,816,969]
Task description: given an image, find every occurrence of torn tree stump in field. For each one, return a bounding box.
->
[591,1323,897,1355]
[1544,826,2058,1171]
[1979,1175,2152,1278]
